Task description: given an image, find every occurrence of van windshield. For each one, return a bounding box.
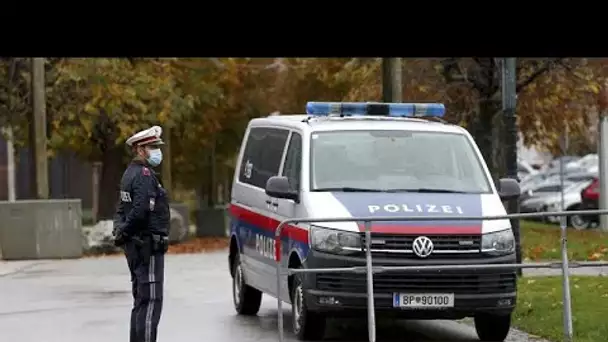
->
[310,130,492,193]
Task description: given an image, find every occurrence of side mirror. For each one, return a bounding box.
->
[265,176,299,202]
[498,178,521,201]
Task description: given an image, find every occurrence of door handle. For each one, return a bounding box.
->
[265,199,278,207]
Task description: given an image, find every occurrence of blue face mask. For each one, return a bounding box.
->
[147,148,163,167]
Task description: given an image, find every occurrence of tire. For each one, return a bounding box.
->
[474,313,511,342]
[569,213,590,230]
[291,271,326,340]
[232,254,262,315]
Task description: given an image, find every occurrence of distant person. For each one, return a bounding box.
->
[113,125,170,342]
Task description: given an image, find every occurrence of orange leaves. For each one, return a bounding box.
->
[527,245,548,261]
[588,246,608,261]
[46,58,199,160]
[166,237,229,254]
[515,59,608,153]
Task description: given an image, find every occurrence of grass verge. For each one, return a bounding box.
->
[520,220,608,261]
[514,276,608,342]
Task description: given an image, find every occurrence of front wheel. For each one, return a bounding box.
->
[232,254,262,315]
[474,313,511,341]
[292,272,326,340]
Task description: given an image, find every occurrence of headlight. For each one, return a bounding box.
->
[481,229,515,255]
[310,226,361,255]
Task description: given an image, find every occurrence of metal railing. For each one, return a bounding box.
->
[274,209,608,342]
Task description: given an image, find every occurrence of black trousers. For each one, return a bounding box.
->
[125,240,165,342]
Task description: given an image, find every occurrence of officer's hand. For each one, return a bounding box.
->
[114,231,128,247]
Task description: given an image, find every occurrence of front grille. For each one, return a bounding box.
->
[362,234,481,251]
[358,234,481,259]
[316,271,516,295]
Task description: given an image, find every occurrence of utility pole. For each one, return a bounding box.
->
[31,57,49,199]
[6,127,15,202]
[598,79,608,231]
[5,60,17,202]
[382,58,402,102]
[501,58,522,275]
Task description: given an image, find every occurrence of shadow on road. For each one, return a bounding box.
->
[236,307,482,342]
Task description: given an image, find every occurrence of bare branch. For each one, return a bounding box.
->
[515,59,562,93]
[483,58,563,103]
[442,58,488,93]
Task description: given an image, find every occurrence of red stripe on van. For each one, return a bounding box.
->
[357,224,482,235]
[229,204,309,244]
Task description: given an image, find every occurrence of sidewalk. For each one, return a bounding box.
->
[0,260,45,277]
[524,265,608,277]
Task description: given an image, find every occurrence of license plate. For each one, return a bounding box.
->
[393,293,455,308]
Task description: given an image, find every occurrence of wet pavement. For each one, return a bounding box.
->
[0,251,549,342]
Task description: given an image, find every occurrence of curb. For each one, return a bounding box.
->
[0,261,43,277]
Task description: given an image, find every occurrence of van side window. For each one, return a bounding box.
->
[282,132,302,191]
[239,127,289,189]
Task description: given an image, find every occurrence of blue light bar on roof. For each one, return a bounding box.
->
[306,101,445,118]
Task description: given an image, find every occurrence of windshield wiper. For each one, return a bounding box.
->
[384,188,469,194]
[313,187,385,192]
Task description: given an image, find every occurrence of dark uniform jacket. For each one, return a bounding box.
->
[114,160,170,237]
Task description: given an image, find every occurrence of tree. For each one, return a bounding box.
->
[271,57,606,178]
[439,58,603,178]
[170,58,281,204]
[48,58,197,219]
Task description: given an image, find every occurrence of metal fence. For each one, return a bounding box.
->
[274,209,608,342]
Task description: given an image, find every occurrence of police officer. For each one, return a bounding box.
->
[113,125,170,342]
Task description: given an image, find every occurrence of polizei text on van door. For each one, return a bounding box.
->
[255,234,276,260]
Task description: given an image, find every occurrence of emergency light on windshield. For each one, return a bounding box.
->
[305,101,445,118]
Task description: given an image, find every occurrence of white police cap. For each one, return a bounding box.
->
[126,125,165,147]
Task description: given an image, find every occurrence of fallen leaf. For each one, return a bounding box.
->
[167,237,229,254]
[589,252,603,260]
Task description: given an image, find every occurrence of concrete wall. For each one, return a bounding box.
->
[0,199,83,260]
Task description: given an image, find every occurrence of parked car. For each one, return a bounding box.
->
[520,180,592,229]
[543,156,580,171]
[537,172,597,190]
[520,168,593,194]
[580,177,600,228]
[518,160,538,180]
[521,181,570,211]
[573,154,598,170]
[520,180,575,203]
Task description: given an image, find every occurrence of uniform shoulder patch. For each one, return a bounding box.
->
[142,167,151,176]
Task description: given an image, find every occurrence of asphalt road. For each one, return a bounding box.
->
[0,252,548,342]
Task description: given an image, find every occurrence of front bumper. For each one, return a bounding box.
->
[302,250,517,319]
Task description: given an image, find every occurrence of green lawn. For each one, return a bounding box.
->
[514,276,608,342]
[520,220,608,261]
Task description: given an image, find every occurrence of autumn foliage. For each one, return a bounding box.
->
[0,57,607,214]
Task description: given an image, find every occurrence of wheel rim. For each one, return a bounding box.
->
[233,264,243,306]
[571,215,588,230]
[293,284,304,332]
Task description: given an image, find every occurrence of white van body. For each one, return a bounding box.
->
[229,113,518,341]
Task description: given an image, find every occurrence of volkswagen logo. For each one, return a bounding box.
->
[412,236,434,258]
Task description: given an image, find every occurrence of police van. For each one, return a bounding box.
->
[228,101,521,341]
